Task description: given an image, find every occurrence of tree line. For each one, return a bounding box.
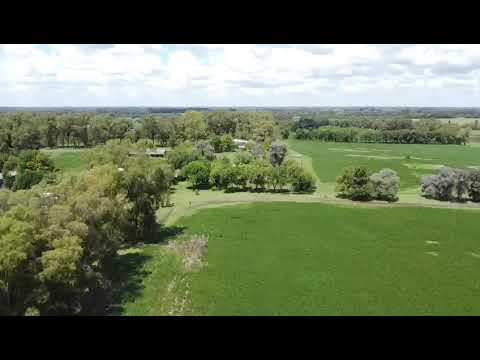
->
[292,126,470,145]
[0,110,278,154]
[167,141,315,193]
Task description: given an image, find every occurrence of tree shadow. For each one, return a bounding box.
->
[108,251,152,315]
[143,223,187,245]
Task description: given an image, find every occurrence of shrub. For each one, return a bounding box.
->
[369,169,400,202]
[291,170,315,193]
[336,166,373,201]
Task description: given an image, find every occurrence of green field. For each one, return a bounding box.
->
[118,202,480,315]
[288,139,480,191]
[42,148,87,173]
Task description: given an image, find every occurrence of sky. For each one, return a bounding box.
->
[1,44,480,107]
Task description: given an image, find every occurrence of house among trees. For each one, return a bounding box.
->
[0,171,17,188]
[233,139,249,150]
[129,147,171,158]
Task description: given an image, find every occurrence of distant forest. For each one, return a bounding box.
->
[2,106,480,118]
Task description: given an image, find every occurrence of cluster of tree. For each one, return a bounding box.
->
[336,167,400,202]
[421,167,480,202]
[1,150,56,190]
[0,140,174,315]
[0,110,278,154]
[293,126,470,145]
[176,141,315,193]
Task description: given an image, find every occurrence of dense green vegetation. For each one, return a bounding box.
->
[0,141,174,315]
[288,140,480,190]
[3,108,480,316]
[119,202,480,315]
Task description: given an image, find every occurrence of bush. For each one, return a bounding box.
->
[336,166,374,201]
[291,170,315,193]
[369,169,400,202]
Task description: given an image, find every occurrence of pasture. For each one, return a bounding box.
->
[288,139,480,192]
[118,202,480,315]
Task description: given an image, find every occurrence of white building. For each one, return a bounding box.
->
[233,139,249,150]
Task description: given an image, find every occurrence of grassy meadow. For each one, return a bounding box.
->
[42,148,87,173]
[118,202,480,315]
[288,139,480,191]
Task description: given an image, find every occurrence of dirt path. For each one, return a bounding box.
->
[159,182,480,227]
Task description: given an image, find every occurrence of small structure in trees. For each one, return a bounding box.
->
[233,139,249,150]
[129,147,170,158]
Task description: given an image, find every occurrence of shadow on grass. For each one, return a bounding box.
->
[108,224,187,315]
[108,251,152,315]
[140,223,187,245]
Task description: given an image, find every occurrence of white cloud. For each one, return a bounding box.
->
[1,44,480,106]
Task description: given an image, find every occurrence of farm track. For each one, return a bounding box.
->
[161,190,480,227]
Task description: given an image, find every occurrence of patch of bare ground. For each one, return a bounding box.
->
[161,234,209,315]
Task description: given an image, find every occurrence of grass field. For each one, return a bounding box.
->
[118,202,480,315]
[288,139,480,191]
[42,148,87,173]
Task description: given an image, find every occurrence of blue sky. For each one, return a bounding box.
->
[1,44,480,107]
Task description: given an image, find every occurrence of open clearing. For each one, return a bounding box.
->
[42,148,87,173]
[117,202,480,315]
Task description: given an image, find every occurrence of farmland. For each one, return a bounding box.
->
[118,202,480,316]
[288,139,480,193]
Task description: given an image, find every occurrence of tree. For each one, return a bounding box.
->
[369,169,400,202]
[210,136,223,153]
[249,161,270,190]
[421,167,456,201]
[181,160,211,190]
[269,142,288,166]
[268,164,288,191]
[336,166,373,201]
[453,169,469,201]
[233,151,253,165]
[469,170,480,202]
[0,210,35,315]
[284,161,315,193]
[196,141,216,161]
[220,134,235,152]
[141,116,160,144]
[281,128,290,139]
[210,159,230,189]
[183,111,207,141]
[167,143,203,169]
